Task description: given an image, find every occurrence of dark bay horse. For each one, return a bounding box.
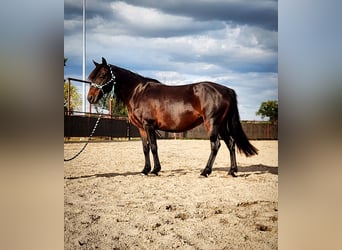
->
[87,57,258,177]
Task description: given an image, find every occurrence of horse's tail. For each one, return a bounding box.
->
[228,89,258,157]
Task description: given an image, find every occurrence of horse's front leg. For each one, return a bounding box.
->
[139,130,151,175]
[145,125,161,175]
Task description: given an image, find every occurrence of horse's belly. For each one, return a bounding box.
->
[156,111,203,132]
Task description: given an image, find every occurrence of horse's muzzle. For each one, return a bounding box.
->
[87,94,98,104]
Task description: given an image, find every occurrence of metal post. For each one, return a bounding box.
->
[109,98,112,118]
[82,0,87,114]
[127,121,131,140]
[67,78,71,115]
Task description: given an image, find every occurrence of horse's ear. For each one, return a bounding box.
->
[102,57,107,65]
[93,60,99,66]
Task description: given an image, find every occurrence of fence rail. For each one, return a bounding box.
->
[64,115,277,140]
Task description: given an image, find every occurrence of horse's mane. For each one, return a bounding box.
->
[110,64,161,84]
[110,64,161,105]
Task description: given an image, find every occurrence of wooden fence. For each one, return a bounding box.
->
[64,115,140,139]
[160,121,277,140]
[64,115,277,140]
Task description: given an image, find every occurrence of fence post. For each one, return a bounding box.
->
[67,78,71,116]
[127,120,131,140]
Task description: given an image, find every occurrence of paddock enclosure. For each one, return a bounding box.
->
[64,140,278,249]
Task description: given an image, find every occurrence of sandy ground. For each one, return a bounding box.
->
[64,139,278,249]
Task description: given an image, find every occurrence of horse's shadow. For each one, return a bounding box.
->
[64,171,142,180]
[214,164,278,176]
[65,164,277,180]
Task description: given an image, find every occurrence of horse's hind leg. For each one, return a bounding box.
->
[227,136,238,177]
[201,126,221,177]
[220,127,238,177]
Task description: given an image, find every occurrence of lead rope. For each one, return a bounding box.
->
[64,86,114,162]
[63,115,102,162]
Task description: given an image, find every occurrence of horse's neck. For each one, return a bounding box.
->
[113,65,161,104]
[117,73,146,104]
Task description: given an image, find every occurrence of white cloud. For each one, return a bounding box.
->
[105,2,223,37]
[111,1,187,27]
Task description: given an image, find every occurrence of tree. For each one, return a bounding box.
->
[64,83,82,113]
[99,97,128,117]
[64,58,82,113]
[110,98,128,117]
[256,100,278,123]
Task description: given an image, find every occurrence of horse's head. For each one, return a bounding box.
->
[87,57,116,104]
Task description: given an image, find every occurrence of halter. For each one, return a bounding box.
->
[90,64,116,98]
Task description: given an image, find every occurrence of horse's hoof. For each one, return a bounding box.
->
[140,172,148,176]
[200,168,211,177]
[151,167,161,176]
[229,172,237,177]
[151,170,160,176]
[200,172,208,178]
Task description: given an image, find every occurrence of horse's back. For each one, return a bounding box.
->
[147,81,233,97]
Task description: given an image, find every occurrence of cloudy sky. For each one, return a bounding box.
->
[64,0,278,120]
